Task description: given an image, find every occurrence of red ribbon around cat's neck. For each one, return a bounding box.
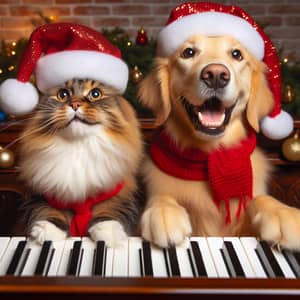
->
[46,182,124,236]
[150,129,256,224]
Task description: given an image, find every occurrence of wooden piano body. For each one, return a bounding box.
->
[0,119,300,298]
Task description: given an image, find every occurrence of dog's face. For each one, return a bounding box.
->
[139,35,274,144]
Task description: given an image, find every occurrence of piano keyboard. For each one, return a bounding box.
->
[0,236,300,279]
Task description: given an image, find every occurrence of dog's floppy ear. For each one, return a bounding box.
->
[138,58,171,125]
[246,61,274,133]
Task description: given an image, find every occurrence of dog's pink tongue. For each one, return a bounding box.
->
[199,111,225,127]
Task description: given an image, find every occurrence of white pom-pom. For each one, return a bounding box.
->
[261,110,294,140]
[0,79,39,115]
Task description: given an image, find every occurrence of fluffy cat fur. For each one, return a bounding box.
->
[15,79,144,247]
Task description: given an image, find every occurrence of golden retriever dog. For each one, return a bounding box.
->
[138,31,300,250]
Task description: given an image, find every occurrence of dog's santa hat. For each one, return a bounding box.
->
[0,23,128,116]
[157,2,293,140]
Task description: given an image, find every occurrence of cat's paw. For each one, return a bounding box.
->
[251,195,300,250]
[88,220,128,248]
[141,196,192,248]
[30,220,67,245]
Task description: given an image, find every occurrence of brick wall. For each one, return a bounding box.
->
[0,0,299,59]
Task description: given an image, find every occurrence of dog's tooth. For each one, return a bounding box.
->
[198,112,202,122]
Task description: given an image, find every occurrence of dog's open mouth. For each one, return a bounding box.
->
[182,97,236,136]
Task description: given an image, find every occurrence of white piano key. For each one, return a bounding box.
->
[20,240,43,276]
[56,237,81,276]
[271,246,295,279]
[105,246,114,277]
[176,238,194,277]
[128,237,142,277]
[190,237,218,278]
[0,237,26,275]
[0,237,10,261]
[223,237,256,278]
[47,240,66,276]
[112,239,129,277]
[206,237,230,278]
[79,237,96,276]
[240,237,267,278]
[151,244,168,277]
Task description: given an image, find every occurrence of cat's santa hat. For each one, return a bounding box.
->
[0,23,128,116]
[157,2,293,140]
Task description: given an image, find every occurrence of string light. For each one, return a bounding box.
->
[11,41,16,47]
[0,69,3,74]
[11,51,16,56]
[283,57,289,64]
[8,65,15,72]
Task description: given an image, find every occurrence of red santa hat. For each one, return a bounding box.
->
[0,23,128,115]
[157,2,294,140]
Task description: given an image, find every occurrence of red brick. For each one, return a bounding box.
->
[55,0,91,3]
[269,4,300,14]
[0,6,8,15]
[10,6,70,16]
[93,17,130,27]
[0,17,31,29]
[59,17,92,27]
[112,4,151,15]
[132,17,166,27]
[23,0,53,4]
[73,5,110,15]
[0,0,20,3]
[285,16,300,26]
[151,4,176,15]
[255,16,282,27]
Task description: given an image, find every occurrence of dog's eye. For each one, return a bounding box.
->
[88,88,102,102]
[57,88,70,102]
[181,48,196,59]
[232,49,243,61]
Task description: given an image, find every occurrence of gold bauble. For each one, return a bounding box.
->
[283,84,296,103]
[130,65,143,84]
[0,146,15,168]
[282,130,300,161]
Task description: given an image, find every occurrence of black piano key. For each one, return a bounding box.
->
[222,241,245,278]
[142,241,153,277]
[163,248,171,277]
[282,249,300,277]
[256,241,284,278]
[34,241,52,276]
[187,248,197,277]
[18,248,31,276]
[167,246,181,277]
[6,240,27,275]
[190,241,207,277]
[67,240,82,276]
[94,241,105,276]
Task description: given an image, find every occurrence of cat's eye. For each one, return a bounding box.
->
[88,88,102,101]
[57,88,70,102]
[231,49,243,61]
[181,47,196,59]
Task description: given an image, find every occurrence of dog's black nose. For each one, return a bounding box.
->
[200,64,230,89]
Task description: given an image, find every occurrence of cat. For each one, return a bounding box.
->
[15,78,144,247]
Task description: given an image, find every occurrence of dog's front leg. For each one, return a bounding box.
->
[141,195,192,248]
[248,195,300,250]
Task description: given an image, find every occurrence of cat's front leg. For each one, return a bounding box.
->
[30,220,68,245]
[88,220,128,248]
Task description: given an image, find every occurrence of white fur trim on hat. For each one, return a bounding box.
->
[36,50,129,93]
[0,79,39,115]
[261,110,294,140]
[157,12,264,59]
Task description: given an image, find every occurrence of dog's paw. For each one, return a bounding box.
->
[251,195,300,250]
[30,220,67,245]
[141,196,192,248]
[88,220,128,248]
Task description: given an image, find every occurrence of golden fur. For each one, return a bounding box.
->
[138,35,300,250]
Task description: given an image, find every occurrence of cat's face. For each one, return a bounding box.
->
[35,79,125,138]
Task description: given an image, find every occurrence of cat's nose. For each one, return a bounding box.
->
[70,101,81,111]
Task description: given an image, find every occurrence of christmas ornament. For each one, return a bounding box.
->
[283,84,296,103]
[282,130,300,161]
[130,65,143,84]
[0,23,129,116]
[136,28,148,46]
[0,146,15,168]
[156,2,293,140]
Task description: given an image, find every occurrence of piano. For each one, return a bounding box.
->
[1,236,300,299]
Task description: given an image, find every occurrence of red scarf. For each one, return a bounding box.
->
[150,130,256,223]
[46,182,124,236]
